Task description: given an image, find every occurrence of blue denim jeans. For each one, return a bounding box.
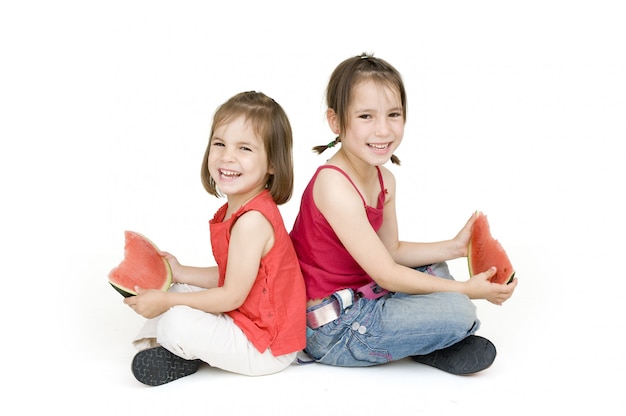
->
[305,263,480,367]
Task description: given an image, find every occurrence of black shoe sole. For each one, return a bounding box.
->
[132,346,202,386]
[411,335,496,375]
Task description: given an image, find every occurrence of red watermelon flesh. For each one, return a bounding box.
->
[108,231,172,297]
[468,212,515,285]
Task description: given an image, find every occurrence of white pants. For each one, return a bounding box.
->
[132,283,296,376]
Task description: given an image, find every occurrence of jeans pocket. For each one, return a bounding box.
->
[346,332,391,365]
[314,330,391,367]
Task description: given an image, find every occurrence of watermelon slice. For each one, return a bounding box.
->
[468,212,515,285]
[108,231,172,297]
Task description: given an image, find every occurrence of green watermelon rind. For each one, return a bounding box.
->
[108,231,173,297]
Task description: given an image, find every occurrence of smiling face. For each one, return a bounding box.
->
[330,79,405,167]
[207,115,272,206]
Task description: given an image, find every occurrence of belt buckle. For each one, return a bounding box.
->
[306,288,354,329]
[356,281,388,300]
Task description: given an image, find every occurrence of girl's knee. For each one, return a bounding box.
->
[452,293,478,317]
[431,292,478,332]
[451,296,480,334]
[156,306,194,345]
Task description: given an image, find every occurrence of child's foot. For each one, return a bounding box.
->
[410,335,496,375]
[131,346,202,386]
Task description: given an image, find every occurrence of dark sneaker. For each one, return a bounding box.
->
[411,335,496,375]
[131,346,202,386]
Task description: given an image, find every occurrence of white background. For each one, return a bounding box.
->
[2,1,625,414]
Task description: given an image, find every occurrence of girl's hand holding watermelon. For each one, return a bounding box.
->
[159,251,183,281]
[466,267,518,306]
[461,211,518,304]
[159,250,220,289]
[125,286,170,319]
[450,213,477,258]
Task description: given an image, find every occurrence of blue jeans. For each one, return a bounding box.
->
[305,263,480,367]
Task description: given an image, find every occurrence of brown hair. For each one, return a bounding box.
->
[313,52,406,165]
[201,91,294,205]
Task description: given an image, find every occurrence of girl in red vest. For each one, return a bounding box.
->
[124,91,306,385]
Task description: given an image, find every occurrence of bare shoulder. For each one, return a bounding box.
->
[314,166,364,207]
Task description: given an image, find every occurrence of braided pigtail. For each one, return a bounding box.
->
[312,136,340,155]
[313,136,401,164]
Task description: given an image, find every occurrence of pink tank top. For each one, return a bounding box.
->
[290,165,386,300]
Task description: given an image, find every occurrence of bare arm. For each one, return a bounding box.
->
[376,169,470,267]
[125,210,274,317]
[314,167,516,304]
[160,251,219,289]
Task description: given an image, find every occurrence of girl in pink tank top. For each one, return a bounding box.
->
[290,53,517,375]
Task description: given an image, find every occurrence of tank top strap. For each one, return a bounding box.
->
[316,165,385,208]
[316,165,367,206]
[375,166,386,209]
